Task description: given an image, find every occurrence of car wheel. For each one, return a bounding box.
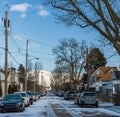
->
[95,104,98,108]
[80,102,83,107]
[74,99,76,104]
[1,109,4,113]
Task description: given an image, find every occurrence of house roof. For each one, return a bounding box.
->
[98,66,117,73]
[96,72,112,82]
[89,69,96,76]
[90,66,118,83]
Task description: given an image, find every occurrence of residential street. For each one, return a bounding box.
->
[0,92,120,117]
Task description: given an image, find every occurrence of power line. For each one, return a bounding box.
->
[0,47,20,65]
[20,49,53,56]
[8,51,19,65]
[13,32,54,48]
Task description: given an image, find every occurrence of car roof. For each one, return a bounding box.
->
[14,91,27,93]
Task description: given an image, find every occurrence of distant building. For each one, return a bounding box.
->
[38,70,52,90]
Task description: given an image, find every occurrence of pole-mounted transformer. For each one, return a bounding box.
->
[4,18,9,28]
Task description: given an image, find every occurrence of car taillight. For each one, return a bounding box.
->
[67,94,69,97]
[82,96,84,98]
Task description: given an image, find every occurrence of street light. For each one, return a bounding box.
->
[25,56,39,91]
[28,57,39,61]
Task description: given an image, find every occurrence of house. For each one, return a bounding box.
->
[0,69,11,96]
[0,68,20,96]
[112,71,120,94]
[89,66,117,91]
[89,66,118,101]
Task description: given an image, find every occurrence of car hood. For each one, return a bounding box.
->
[1,100,21,104]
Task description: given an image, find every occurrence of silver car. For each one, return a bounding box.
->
[78,92,99,107]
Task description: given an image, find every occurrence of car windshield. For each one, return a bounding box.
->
[15,93,26,97]
[3,95,21,101]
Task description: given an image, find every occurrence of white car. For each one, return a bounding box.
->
[14,91,30,107]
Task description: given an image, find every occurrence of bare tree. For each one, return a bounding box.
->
[34,61,43,71]
[34,61,43,80]
[52,38,87,89]
[42,0,120,55]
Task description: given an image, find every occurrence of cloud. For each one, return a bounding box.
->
[10,3,32,18]
[10,3,32,12]
[38,10,49,16]
[37,5,50,16]
[20,13,26,18]
[14,34,23,40]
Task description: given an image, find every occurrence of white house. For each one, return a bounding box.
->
[112,71,120,94]
[89,66,117,92]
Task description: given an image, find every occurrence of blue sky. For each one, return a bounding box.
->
[0,0,119,71]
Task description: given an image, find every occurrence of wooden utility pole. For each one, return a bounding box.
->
[86,48,89,91]
[25,40,28,91]
[34,70,37,92]
[4,10,9,95]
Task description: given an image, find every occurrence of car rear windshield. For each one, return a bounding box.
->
[84,93,96,96]
[69,91,75,94]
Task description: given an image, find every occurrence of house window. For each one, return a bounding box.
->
[90,77,95,85]
[114,84,120,93]
[106,89,111,97]
[96,71,100,75]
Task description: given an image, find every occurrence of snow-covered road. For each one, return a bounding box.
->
[0,92,120,117]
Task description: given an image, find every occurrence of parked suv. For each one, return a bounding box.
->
[64,90,76,100]
[78,92,99,107]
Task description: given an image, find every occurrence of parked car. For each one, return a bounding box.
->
[64,90,76,100]
[31,91,36,101]
[78,92,99,108]
[14,91,30,107]
[26,91,34,105]
[0,94,25,113]
[35,92,41,100]
[74,93,81,104]
[58,91,65,97]
[55,91,60,96]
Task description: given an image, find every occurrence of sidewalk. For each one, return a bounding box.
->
[99,102,120,115]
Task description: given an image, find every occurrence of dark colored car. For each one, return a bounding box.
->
[64,90,76,100]
[58,91,65,97]
[78,92,99,108]
[0,94,25,113]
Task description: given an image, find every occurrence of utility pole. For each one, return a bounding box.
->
[4,10,9,95]
[34,70,37,92]
[25,40,28,91]
[86,48,89,91]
